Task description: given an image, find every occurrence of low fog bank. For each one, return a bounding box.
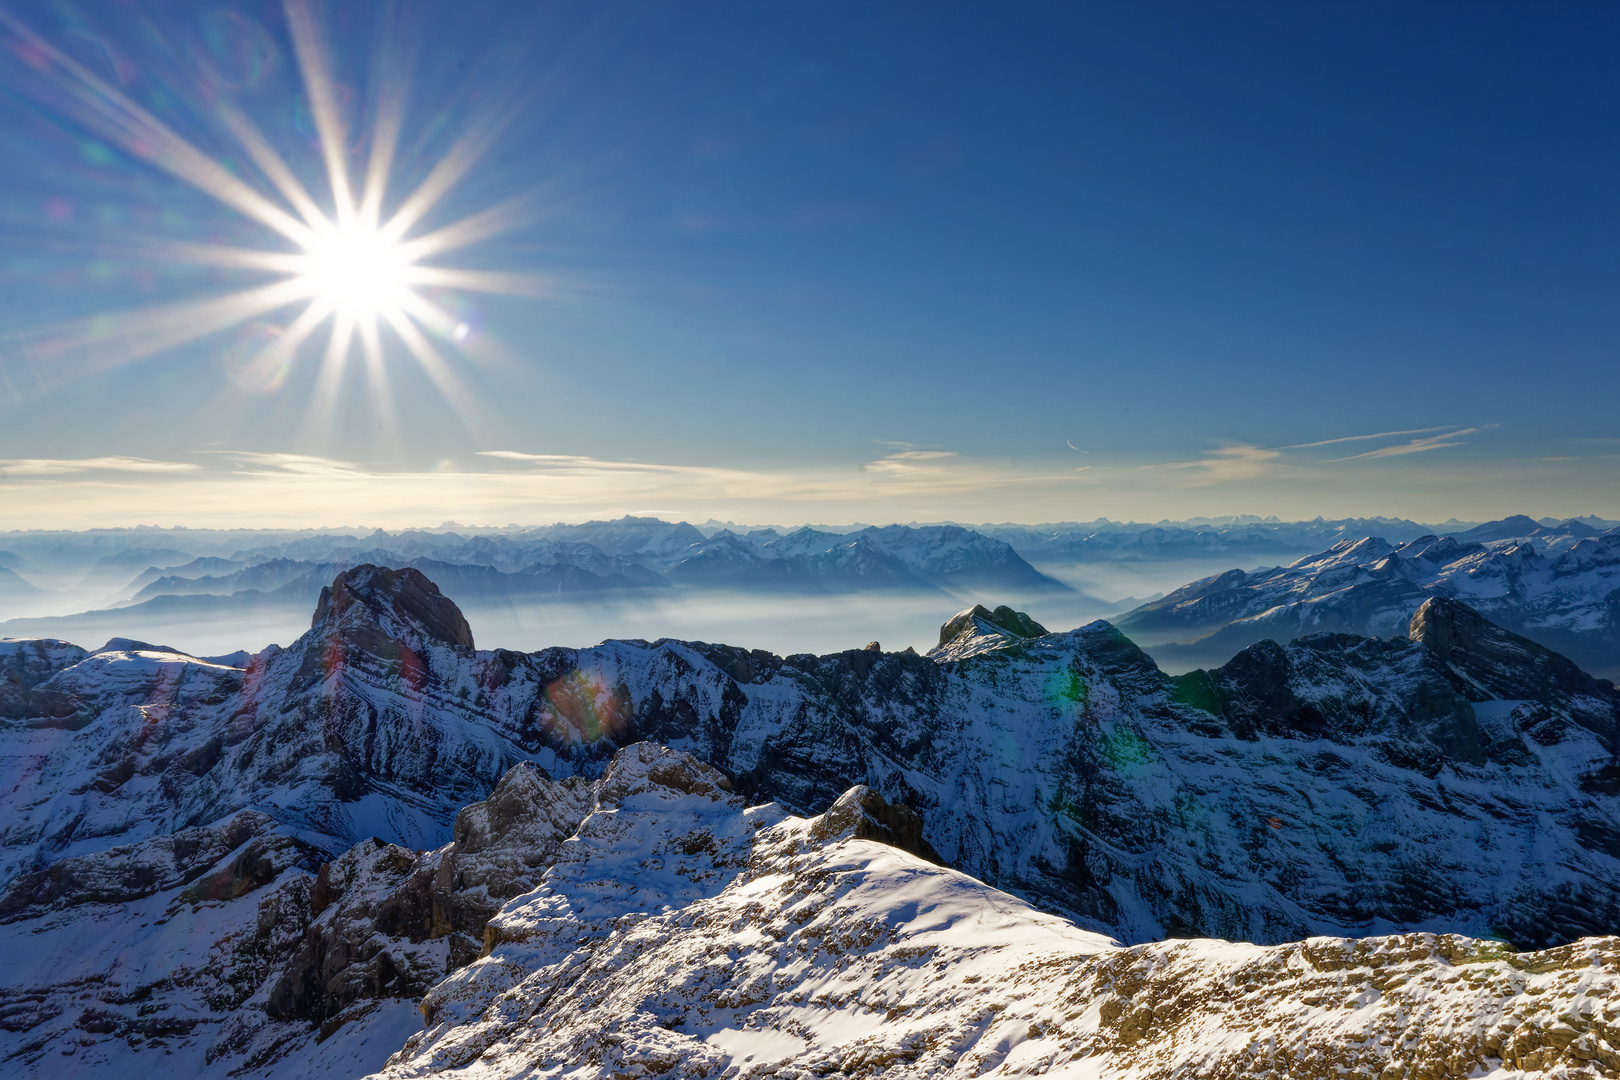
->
[459,586,1141,658]
[0,518,1501,671]
[0,601,318,661]
[1025,551,1309,611]
[0,583,1184,666]
[0,544,1317,672]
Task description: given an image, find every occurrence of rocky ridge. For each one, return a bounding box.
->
[929,602,1050,660]
[3,567,1618,946]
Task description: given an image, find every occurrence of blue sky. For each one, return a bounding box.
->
[0,0,1615,527]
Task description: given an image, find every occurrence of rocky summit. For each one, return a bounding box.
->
[1,564,1619,1077]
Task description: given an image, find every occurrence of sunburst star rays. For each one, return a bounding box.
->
[0,0,554,429]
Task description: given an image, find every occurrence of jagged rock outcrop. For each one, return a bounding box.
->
[310,564,475,652]
[0,565,522,891]
[810,784,942,864]
[1413,594,1618,746]
[263,760,598,1029]
[929,602,1049,659]
[265,839,446,1027]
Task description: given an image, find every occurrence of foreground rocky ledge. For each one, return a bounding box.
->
[357,745,1620,1080]
[3,741,1619,1078]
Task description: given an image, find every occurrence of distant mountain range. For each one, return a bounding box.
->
[1116,521,1620,679]
[979,513,1618,561]
[1,516,1616,683]
[0,519,1070,625]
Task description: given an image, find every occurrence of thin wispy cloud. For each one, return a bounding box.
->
[480,448,1075,500]
[862,450,959,472]
[0,447,1104,528]
[213,451,369,476]
[1151,424,1480,487]
[1278,426,1459,451]
[0,456,200,476]
[1159,444,1288,485]
[477,451,748,479]
[1327,428,1476,461]
[0,429,1568,531]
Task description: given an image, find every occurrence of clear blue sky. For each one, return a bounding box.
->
[0,0,1614,527]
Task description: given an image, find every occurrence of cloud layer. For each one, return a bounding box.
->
[0,424,1608,529]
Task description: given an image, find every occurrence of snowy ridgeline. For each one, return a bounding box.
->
[1,564,1619,1077]
[7,743,1620,1079]
[1117,527,1620,679]
[0,511,1613,618]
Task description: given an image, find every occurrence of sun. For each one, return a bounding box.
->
[0,0,551,422]
[297,217,414,324]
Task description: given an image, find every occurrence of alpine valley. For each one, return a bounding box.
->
[0,549,1616,1079]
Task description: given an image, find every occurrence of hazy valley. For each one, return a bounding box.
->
[3,513,1614,669]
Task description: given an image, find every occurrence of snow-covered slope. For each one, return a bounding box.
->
[10,742,1620,1080]
[1118,526,1620,678]
[376,748,1620,1080]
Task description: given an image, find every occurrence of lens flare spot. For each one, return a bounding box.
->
[200,11,278,90]
[542,669,631,744]
[1047,666,1090,713]
[222,322,293,392]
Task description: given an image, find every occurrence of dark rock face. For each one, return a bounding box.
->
[0,640,93,725]
[1412,595,1618,747]
[0,811,319,921]
[1180,633,1490,765]
[266,840,438,1024]
[312,564,475,650]
[811,785,943,864]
